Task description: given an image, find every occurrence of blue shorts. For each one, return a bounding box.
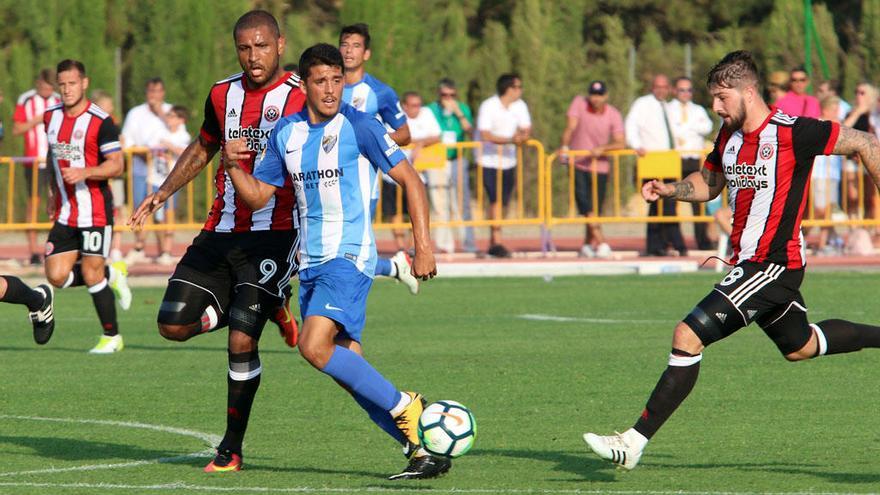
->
[298,258,373,342]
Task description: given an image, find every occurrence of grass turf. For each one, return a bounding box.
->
[1,272,879,494]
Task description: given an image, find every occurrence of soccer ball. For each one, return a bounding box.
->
[417,400,476,458]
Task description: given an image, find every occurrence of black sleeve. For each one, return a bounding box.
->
[97,118,121,161]
[792,117,838,165]
[199,93,221,145]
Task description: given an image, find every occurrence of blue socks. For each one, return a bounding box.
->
[321,345,400,411]
[375,257,393,277]
[351,390,407,445]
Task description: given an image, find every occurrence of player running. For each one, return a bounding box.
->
[338,23,420,295]
[128,10,304,473]
[225,43,450,480]
[584,50,880,470]
[43,59,131,354]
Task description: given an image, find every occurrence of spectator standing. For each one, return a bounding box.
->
[13,69,60,265]
[816,79,851,121]
[476,73,531,258]
[560,80,624,258]
[151,105,191,265]
[402,91,450,253]
[812,95,843,254]
[121,77,172,264]
[775,66,820,118]
[666,76,715,250]
[625,74,686,256]
[427,78,477,253]
[843,83,878,221]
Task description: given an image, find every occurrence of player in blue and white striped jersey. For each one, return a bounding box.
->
[224,43,450,481]
[338,23,420,294]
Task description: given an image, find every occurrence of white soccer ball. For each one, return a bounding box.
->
[417,400,476,458]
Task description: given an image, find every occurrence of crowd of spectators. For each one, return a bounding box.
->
[7,62,880,262]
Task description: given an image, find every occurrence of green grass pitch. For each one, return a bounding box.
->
[1,272,879,494]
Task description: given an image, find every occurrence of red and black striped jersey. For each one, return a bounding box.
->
[704,107,840,269]
[14,89,61,160]
[44,102,121,228]
[199,71,305,232]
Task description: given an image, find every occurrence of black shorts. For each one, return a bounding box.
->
[482,167,516,205]
[683,261,813,355]
[23,166,50,199]
[45,222,113,258]
[170,230,299,304]
[574,170,608,216]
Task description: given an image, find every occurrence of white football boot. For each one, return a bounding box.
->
[583,430,645,470]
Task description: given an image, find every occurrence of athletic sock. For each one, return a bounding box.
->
[375,257,393,277]
[88,280,118,336]
[321,345,400,411]
[351,390,407,445]
[633,349,702,440]
[812,319,880,356]
[0,276,44,311]
[219,350,262,454]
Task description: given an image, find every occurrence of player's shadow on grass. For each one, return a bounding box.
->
[0,434,186,462]
[470,447,617,482]
[650,460,880,484]
[175,457,384,479]
[0,345,295,355]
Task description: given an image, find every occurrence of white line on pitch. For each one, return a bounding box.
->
[0,481,862,495]
[517,314,665,324]
[0,415,219,478]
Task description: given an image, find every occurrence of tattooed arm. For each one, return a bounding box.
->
[128,135,220,229]
[641,167,726,203]
[832,126,880,190]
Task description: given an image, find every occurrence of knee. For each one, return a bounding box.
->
[298,334,333,369]
[228,330,257,353]
[158,323,195,342]
[46,272,67,288]
[784,344,815,362]
[672,322,705,355]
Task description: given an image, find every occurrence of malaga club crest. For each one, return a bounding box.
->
[322,134,337,153]
[264,105,280,122]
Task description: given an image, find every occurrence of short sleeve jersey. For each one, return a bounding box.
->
[342,73,406,130]
[14,89,61,161]
[199,71,305,232]
[704,108,839,268]
[44,102,121,227]
[253,103,406,277]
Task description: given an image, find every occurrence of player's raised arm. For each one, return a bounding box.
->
[832,125,880,191]
[642,167,725,204]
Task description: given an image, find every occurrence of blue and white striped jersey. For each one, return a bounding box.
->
[342,73,406,130]
[253,103,406,276]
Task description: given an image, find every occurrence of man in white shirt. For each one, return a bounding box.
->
[625,74,686,256]
[120,77,172,263]
[402,91,454,253]
[476,73,531,258]
[667,76,714,250]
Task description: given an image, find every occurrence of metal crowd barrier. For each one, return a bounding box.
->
[3,143,880,237]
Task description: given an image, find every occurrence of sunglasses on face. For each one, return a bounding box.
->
[791,77,808,83]
[677,87,693,93]
[440,92,456,97]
